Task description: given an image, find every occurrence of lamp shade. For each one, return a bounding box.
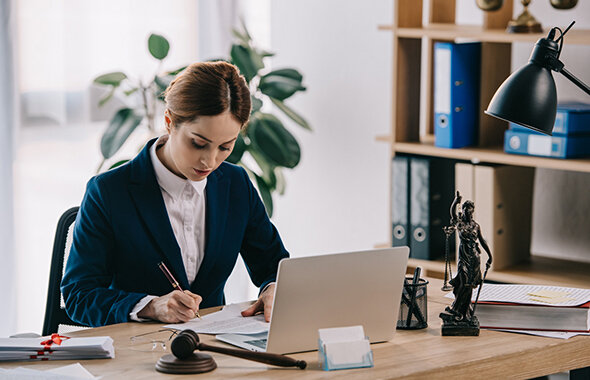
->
[485,62,557,135]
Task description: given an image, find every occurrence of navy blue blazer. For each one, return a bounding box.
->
[61,138,289,327]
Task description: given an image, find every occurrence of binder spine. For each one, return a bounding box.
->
[392,157,410,247]
[409,158,454,260]
[434,42,481,149]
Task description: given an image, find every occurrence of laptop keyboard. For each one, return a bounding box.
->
[244,338,267,349]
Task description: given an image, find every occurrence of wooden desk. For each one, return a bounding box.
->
[3,278,590,379]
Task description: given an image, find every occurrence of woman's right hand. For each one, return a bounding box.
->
[137,290,202,323]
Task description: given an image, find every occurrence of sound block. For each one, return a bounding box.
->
[156,353,217,374]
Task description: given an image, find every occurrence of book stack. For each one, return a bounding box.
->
[0,335,114,361]
[472,284,590,333]
[504,102,590,159]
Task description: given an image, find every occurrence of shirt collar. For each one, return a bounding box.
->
[150,135,207,199]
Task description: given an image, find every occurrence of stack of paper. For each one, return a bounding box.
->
[0,363,98,379]
[0,336,114,361]
[446,284,590,339]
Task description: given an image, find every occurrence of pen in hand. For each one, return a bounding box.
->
[158,261,201,319]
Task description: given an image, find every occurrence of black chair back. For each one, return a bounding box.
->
[42,206,86,336]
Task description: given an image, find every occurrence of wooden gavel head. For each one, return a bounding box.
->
[171,330,201,359]
[169,329,307,370]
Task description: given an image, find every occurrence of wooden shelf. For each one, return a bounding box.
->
[393,141,590,173]
[383,2,590,289]
[407,256,590,289]
[379,23,590,45]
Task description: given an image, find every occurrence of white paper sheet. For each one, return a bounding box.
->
[164,303,269,334]
[444,284,590,307]
[0,363,98,379]
[490,329,590,340]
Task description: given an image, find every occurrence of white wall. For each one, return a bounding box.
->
[266,0,590,264]
[269,0,393,257]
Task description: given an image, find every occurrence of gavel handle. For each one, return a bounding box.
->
[196,342,307,369]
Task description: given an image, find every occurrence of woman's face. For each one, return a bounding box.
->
[164,111,241,181]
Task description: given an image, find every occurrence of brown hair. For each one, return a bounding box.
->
[164,61,251,128]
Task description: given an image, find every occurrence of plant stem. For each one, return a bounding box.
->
[96,158,106,174]
[140,83,153,131]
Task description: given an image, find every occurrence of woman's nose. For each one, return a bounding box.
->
[200,152,215,168]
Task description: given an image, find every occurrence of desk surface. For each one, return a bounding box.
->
[3,278,590,379]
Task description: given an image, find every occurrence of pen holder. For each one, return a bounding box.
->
[397,277,428,330]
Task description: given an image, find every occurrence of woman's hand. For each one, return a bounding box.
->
[241,283,276,322]
[138,290,202,323]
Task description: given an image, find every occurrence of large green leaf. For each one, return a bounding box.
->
[259,69,306,100]
[109,159,130,170]
[254,173,274,217]
[266,68,303,82]
[94,72,127,86]
[230,44,264,83]
[225,133,247,164]
[148,34,170,60]
[274,167,286,195]
[98,87,116,107]
[249,149,277,190]
[248,113,300,168]
[270,98,311,131]
[100,108,144,159]
[251,95,263,114]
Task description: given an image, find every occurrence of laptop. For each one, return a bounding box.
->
[216,247,409,354]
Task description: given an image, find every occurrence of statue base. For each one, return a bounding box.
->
[439,309,480,336]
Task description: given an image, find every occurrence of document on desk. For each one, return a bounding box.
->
[0,363,98,379]
[164,303,269,335]
[444,284,590,307]
[492,329,590,340]
[0,336,114,361]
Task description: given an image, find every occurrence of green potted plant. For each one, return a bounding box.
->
[93,27,309,216]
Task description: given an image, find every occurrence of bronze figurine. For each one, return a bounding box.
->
[439,191,492,336]
[475,0,504,11]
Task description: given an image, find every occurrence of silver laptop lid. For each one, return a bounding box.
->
[267,247,409,354]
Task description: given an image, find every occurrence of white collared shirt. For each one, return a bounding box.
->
[150,135,207,284]
[129,136,207,320]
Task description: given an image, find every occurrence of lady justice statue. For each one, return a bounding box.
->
[439,191,492,336]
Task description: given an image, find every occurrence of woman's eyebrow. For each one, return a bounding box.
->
[192,132,212,142]
[192,132,237,145]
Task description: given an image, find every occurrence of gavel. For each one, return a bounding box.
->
[170,330,307,370]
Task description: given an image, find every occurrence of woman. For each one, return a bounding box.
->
[444,191,492,322]
[62,62,289,327]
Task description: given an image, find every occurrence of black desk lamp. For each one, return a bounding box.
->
[485,21,590,135]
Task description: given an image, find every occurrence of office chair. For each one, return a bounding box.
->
[42,206,87,336]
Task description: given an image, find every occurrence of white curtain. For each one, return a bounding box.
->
[0,0,17,337]
[13,0,199,334]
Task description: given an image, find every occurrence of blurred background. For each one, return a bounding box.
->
[0,0,588,336]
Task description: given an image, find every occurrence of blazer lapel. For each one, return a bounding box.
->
[193,169,230,288]
[127,139,189,289]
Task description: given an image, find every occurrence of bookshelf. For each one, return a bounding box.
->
[382,0,590,288]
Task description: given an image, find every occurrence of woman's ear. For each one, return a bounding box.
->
[164,110,172,132]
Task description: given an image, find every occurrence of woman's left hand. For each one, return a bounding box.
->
[241,283,276,322]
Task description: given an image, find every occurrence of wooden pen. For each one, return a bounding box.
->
[157,261,201,319]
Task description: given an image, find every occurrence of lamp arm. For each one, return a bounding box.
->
[559,67,590,96]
